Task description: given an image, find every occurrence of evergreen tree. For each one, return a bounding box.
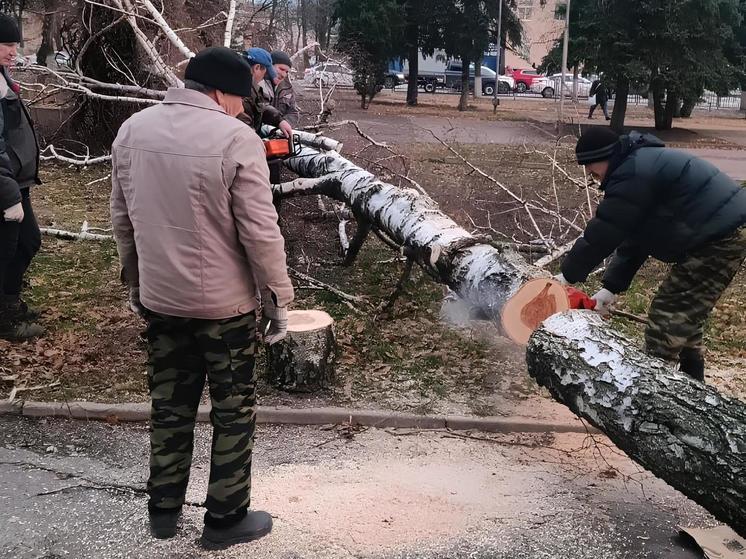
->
[540,0,745,131]
[440,0,522,111]
[334,0,405,108]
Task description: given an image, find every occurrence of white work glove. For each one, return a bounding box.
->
[3,202,24,222]
[592,288,617,317]
[259,300,288,345]
[279,120,293,138]
[553,273,569,285]
[129,286,145,316]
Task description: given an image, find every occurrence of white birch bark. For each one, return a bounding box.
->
[136,0,195,59]
[224,0,237,47]
[40,228,113,241]
[528,311,746,538]
[279,147,542,321]
[113,0,182,87]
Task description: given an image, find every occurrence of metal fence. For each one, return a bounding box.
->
[627,92,743,111]
[382,83,744,111]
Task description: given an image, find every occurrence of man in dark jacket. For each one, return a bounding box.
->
[0,14,42,340]
[588,78,610,120]
[240,48,293,137]
[258,51,300,127]
[556,127,746,381]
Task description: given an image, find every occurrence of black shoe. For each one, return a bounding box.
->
[0,318,45,340]
[679,348,705,382]
[149,508,181,539]
[201,510,273,550]
[18,299,42,320]
[605,117,611,121]
[0,296,44,340]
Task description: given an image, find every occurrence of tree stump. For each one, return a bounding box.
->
[266,310,337,392]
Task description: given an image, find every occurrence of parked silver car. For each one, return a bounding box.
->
[531,74,593,98]
[303,62,354,88]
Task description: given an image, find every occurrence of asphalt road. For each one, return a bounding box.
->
[0,416,715,559]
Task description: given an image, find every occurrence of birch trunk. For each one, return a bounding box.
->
[280,147,540,321]
[527,312,746,538]
[281,139,746,536]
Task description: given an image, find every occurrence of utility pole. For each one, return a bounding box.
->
[492,0,503,113]
[557,0,571,127]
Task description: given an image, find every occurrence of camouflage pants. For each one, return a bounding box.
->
[144,310,258,518]
[646,227,746,361]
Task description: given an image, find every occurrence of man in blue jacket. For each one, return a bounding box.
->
[557,127,746,381]
[0,14,42,340]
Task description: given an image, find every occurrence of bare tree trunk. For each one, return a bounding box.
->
[458,57,470,111]
[35,0,57,66]
[405,0,419,107]
[278,139,746,537]
[268,0,278,43]
[299,0,310,67]
[610,76,629,133]
[474,55,483,98]
[278,148,537,320]
[572,65,579,103]
[528,312,746,539]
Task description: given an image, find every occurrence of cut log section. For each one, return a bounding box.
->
[266,310,337,392]
[527,311,746,538]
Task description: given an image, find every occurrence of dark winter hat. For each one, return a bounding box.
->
[185,47,253,97]
[575,127,621,165]
[271,50,292,68]
[0,14,21,44]
[244,47,277,81]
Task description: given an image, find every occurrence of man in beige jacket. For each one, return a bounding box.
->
[110,47,293,549]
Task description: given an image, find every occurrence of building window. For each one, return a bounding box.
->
[517,0,534,20]
[554,2,567,20]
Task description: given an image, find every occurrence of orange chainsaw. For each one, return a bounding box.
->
[263,132,301,184]
[500,279,597,345]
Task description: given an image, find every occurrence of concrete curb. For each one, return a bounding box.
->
[2,400,597,434]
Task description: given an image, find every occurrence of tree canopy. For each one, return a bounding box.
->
[540,0,746,131]
[333,0,405,108]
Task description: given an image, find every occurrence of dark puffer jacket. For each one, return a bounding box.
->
[561,131,746,293]
[0,68,40,210]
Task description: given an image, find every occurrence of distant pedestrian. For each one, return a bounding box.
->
[0,13,43,341]
[588,77,610,121]
[241,47,293,137]
[555,128,746,382]
[111,47,294,548]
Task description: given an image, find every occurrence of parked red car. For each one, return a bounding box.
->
[506,68,544,93]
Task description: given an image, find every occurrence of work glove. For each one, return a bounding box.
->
[3,202,24,222]
[279,120,293,139]
[552,273,569,285]
[259,300,288,345]
[129,286,145,316]
[592,288,617,317]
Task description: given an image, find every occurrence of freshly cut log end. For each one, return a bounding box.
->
[527,311,746,538]
[266,310,337,392]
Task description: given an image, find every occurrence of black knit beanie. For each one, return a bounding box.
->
[185,47,253,97]
[271,50,292,67]
[575,127,620,165]
[0,14,21,43]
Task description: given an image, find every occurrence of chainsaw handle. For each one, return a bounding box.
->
[565,286,597,310]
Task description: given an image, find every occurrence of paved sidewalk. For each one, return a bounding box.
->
[686,148,746,181]
[0,415,716,559]
[347,113,746,182]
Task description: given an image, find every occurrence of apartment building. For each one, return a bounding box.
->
[504,0,565,70]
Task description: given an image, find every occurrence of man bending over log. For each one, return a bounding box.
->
[555,127,746,382]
